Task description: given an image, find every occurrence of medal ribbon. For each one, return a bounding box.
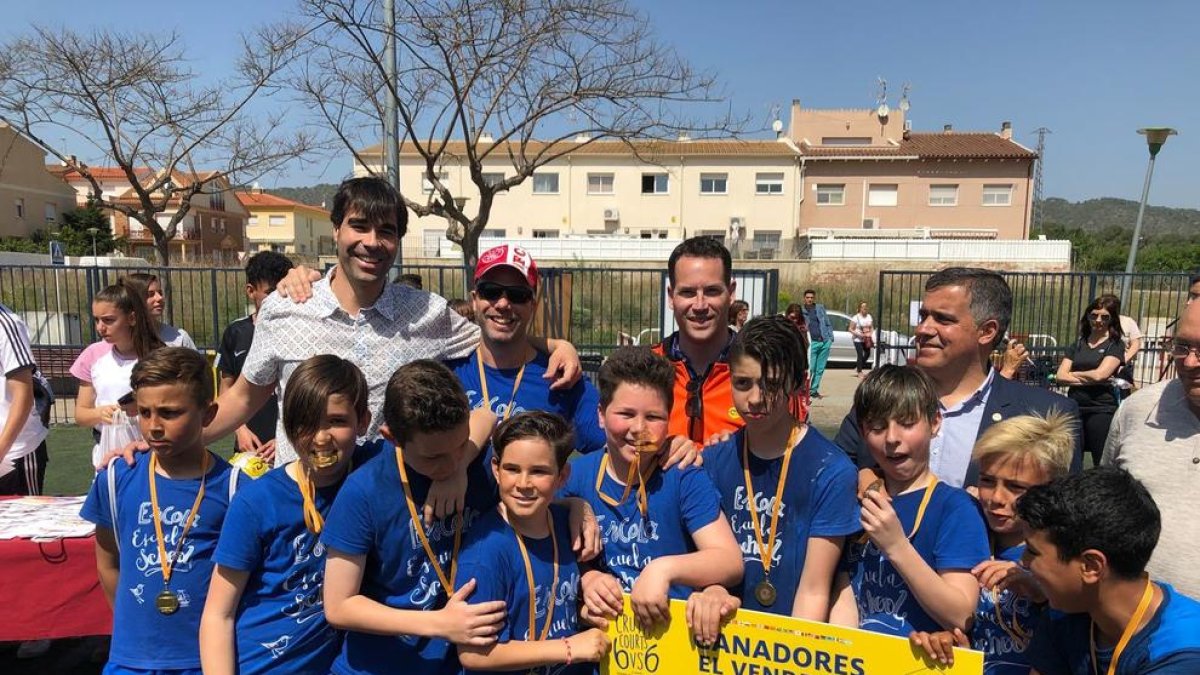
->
[477,349,528,422]
[742,426,801,579]
[858,474,939,544]
[396,445,463,596]
[511,511,559,642]
[594,435,659,517]
[1090,577,1154,675]
[297,466,325,534]
[148,451,210,587]
[990,587,1031,647]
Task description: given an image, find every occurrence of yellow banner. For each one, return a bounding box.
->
[603,596,983,675]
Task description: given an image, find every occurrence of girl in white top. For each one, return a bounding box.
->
[124,272,197,349]
[850,302,874,376]
[70,280,166,462]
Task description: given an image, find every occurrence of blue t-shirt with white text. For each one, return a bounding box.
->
[1027,583,1200,674]
[321,441,498,675]
[972,542,1043,675]
[454,505,589,675]
[703,427,859,614]
[80,451,233,670]
[843,481,990,636]
[558,450,722,600]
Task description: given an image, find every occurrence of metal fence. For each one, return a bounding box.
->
[875,270,1194,389]
[0,263,779,423]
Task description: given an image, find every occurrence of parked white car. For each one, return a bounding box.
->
[825,311,910,366]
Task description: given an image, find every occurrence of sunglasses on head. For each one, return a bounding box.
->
[475,281,535,304]
[1088,312,1111,322]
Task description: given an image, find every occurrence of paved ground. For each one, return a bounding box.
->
[807,365,865,440]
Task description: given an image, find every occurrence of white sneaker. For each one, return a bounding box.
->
[17,639,51,659]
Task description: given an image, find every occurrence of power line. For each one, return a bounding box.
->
[1030,127,1051,235]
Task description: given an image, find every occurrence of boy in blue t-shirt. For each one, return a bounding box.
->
[1019,467,1200,674]
[829,364,990,638]
[688,316,859,644]
[455,411,611,674]
[199,355,373,675]
[81,347,234,674]
[558,346,742,630]
[910,412,1075,675]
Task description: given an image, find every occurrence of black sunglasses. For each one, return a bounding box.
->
[475,281,535,304]
[1088,312,1111,322]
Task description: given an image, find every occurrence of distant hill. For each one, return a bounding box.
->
[1040,197,1200,236]
[266,184,340,210]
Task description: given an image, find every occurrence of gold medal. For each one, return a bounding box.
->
[595,430,661,517]
[155,588,180,615]
[310,431,339,469]
[754,580,777,607]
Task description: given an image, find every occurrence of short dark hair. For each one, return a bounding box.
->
[396,273,423,289]
[925,267,1012,348]
[730,315,808,400]
[1189,272,1200,286]
[245,251,294,289]
[383,360,469,443]
[492,411,574,469]
[1016,467,1160,580]
[598,346,675,413]
[854,364,939,430]
[330,176,408,238]
[803,289,816,297]
[131,347,212,407]
[282,355,369,451]
[667,236,732,286]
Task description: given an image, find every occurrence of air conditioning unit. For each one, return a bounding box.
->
[603,208,620,221]
[862,218,879,230]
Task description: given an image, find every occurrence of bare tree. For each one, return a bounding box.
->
[0,26,322,265]
[293,0,737,266]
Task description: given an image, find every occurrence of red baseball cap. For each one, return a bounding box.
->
[474,244,538,289]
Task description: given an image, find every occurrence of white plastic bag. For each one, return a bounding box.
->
[94,409,143,469]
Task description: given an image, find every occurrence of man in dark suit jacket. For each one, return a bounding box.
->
[834,268,1082,488]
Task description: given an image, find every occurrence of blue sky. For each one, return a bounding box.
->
[7,0,1197,207]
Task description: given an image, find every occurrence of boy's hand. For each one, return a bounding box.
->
[580,570,623,621]
[435,578,506,646]
[703,430,733,447]
[544,341,582,391]
[565,497,601,562]
[629,560,671,629]
[660,435,703,470]
[579,603,610,630]
[973,560,1045,602]
[274,265,323,303]
[860,488,906,555]
[855,468,882,500]
[908,628,968,666]
[425,467,467,526]
[572,627,613,662]
[686,585,740,647]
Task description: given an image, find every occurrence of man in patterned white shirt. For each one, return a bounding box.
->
[203,177,580,466]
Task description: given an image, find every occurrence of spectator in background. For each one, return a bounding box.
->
[0,303,50,496]
[395,273,423,289]
[801,289,834,398]
[124,272,197,349]
[447,298,474,322]
[1097,293,1142,385]
[728,299,749,331]
[70,281,165,464]
[784,303,810,352]
[1056,295,1124,467]
[217,251,294,460]
[850,301,874,377]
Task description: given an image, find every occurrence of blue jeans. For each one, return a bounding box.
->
[809,340,831,394]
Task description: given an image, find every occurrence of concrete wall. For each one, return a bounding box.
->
[0,125,81,238]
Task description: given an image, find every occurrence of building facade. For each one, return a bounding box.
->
[236,189,333,256]
[0,123,81,239]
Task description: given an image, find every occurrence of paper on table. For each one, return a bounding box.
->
[0,496,95,540]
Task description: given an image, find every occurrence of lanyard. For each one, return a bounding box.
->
[477,349,528,422]
[148,452,209,587]
[742,426,801,578]
[858,474,939,545]
[594,433,659,517]
[511,511,559,641]
[296,464,325,534]
[1090,578,1155,675]
[396,445,463,596]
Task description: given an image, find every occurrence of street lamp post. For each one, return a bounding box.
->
[86,227,99,260]
[1121,127,1177,306]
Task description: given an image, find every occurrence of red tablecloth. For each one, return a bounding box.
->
[0,534,113,640]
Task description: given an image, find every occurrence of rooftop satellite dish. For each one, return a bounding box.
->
[876,103,890,118]
[771,119,784,133]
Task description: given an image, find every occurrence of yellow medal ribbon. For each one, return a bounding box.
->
[858,473,939,544]
[396,444,463,596]
[594,433,659,517]
[1090,577,1155,675]
[511,510,559,642]
[148,451,210,588]
[477,348,529,422]
[297,465,325,534]
[742,426,801,580]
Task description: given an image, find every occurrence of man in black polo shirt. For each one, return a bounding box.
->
[217,251,294,460]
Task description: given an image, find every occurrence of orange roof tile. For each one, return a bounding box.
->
[235,191,330,213]
[799,133,1036,160]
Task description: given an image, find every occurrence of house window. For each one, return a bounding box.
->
[867,184,898,207]
[269,215,286,227]
[696,229,725,241]
[641,173,669,195]
[481,228,506,238]
[14,198,24,220]
[815,184,845,206]
[481,172,505,189]
[532,172,559,194]
[929,184,959,206]
[755,172,784,194]
[982,184,1013,206]
[44,202,57,223]
[587,173,614,194]
[752,230,782,256]
[248,215,259,227]
[422,229,442,257]
[699,173,728,194]
[532,229,559,238]
[421,171,450,194]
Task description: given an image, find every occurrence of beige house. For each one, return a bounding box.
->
[236,189,333,256]
[0,122,80,239]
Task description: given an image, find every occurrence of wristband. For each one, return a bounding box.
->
[564,637,573,666]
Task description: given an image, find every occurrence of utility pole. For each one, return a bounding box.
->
[1030,127,1051,236]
